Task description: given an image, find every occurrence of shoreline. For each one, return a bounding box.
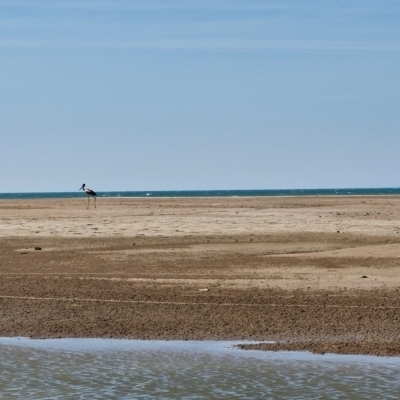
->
[1,196,400,356]
[2,337,400,361]
[1,194,400,200]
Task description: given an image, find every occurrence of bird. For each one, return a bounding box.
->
[79,183,97,209]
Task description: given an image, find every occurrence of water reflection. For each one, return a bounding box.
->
[0,339,399,399]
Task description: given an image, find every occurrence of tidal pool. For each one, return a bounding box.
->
[0,338,399,399]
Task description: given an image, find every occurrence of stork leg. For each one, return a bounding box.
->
[87,195,90,209]
[94,196,97,209]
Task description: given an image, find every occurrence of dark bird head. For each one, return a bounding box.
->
[79,184,85,191]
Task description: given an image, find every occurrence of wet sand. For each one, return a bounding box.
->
[1,196,400,355]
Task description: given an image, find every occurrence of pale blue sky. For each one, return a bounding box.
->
[0,0,399,192]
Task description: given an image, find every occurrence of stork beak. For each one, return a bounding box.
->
[79,185,83,191]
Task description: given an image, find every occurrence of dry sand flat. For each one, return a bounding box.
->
[1,196,400,355]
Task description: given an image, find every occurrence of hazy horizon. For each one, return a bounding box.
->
[2,187,400,195]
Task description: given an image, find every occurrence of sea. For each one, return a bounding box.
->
[0,338,399,399]
[1,187,400,199]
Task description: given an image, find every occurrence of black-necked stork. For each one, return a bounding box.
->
[79,183,97,209]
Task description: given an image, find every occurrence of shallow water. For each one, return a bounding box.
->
[0,339,399,399]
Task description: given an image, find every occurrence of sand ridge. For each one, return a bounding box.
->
[1,196,400,355]
[2,196,400,238]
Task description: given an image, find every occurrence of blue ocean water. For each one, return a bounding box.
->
[0,188,400,200]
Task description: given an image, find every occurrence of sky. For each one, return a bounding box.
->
[0,0,399,192]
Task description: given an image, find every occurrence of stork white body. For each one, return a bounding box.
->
[79,183,97,209]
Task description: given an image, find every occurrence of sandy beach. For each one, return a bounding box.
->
[1,196,400,355]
